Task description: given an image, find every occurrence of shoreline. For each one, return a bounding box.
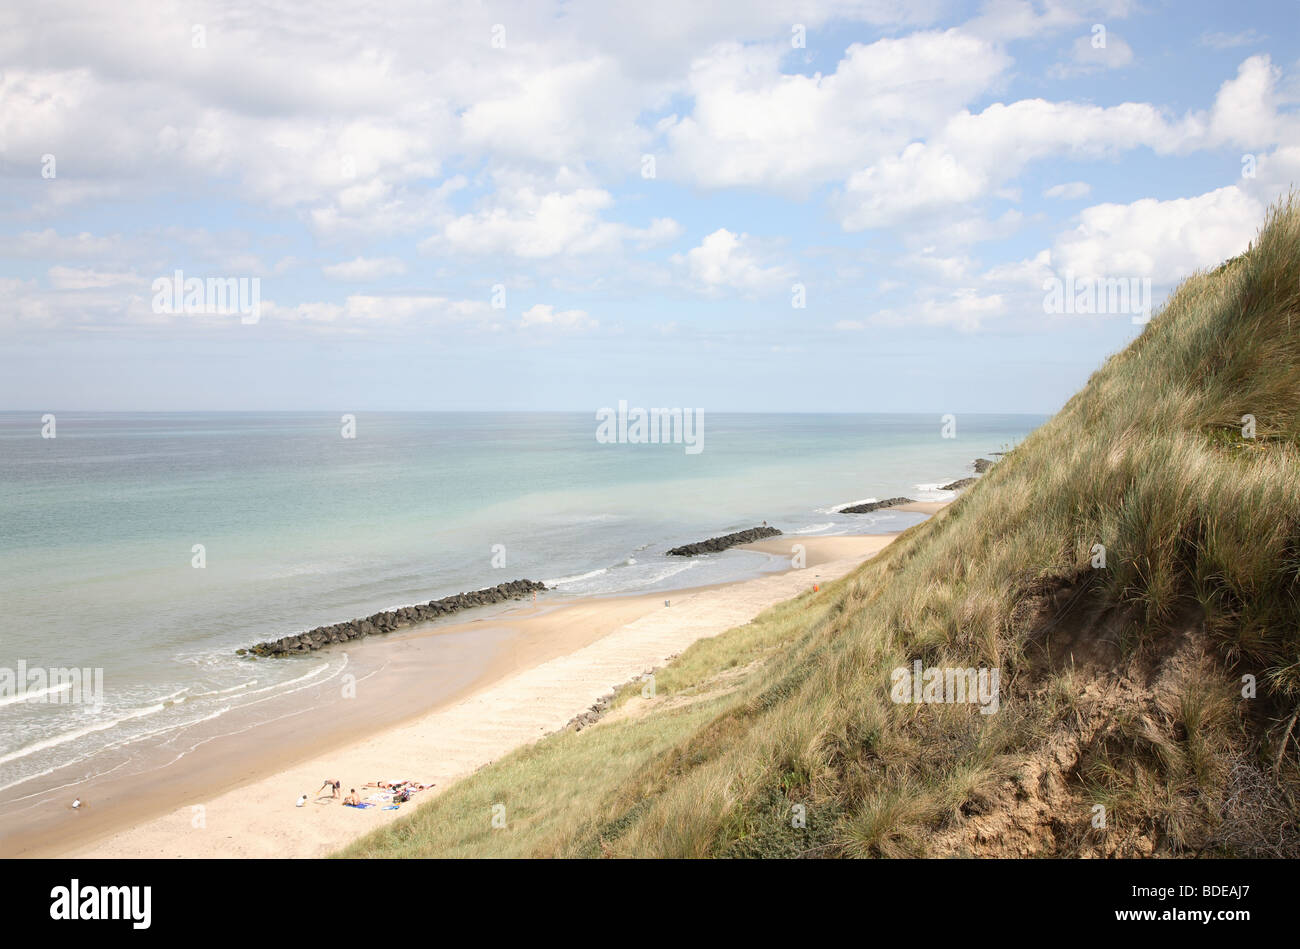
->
[12,528,928,858]
[1,584,714,857]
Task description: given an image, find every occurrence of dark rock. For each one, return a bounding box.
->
[567,690,619,732]
[666,525,782,557]
[840,497,913,514]
[239,578,548,657]
[940,477,977,491]
[973,458,994,473]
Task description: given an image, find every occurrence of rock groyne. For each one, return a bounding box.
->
[238,579,548,657]
[666,526,781,557]
[840,498,913,514]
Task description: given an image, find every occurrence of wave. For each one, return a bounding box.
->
[547,553,640,587]
[0,661,339,794]
[624,559,702,589]
[236,660,333,701]
[0,701,171,769]
[187,681,258,699]
[0,681,73,708]
[912,482,958,501]
[0,705,235,798]
[817,497,877,514]
[793,522,836,534]
[544,567,609,586]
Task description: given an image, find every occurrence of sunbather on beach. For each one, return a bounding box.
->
[343,789,362,806]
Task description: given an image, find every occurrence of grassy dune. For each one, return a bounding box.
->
[339,198,1300,858]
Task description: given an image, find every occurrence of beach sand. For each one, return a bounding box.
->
[893,501,950,515]
[28,529,923,859]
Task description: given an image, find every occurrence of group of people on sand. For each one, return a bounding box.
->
[311,777,433,807]
[368,779,433,803]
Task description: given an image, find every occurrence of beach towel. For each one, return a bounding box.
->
[344,802,374,809]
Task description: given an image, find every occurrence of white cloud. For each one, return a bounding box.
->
[839,142,988,229]
[899,250,972,281]
[310,175,466,239]
[1209,55,1282,147]
[519,303,598,331]
[662,30,1010,191]
[1044,181,1091,199]
[982,249,1054,288]
[1048,31,1134,78]
[838,288,1005,332]
[673,228,794,294]
[1245,145,1300,196]
[836,55,1286,230]
[425,184,680,259]
[0,229,123,258]
[964,0,1136,42]
[261,295,494,331]
[1052,186,1263,284]
[47,266,141,290]
[0,0,933,235]
[322,257,407,281]
[461,56,651,167]
[1,1,1295,351]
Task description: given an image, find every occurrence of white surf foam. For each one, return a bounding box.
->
[793,522,836,534]
[544,567,609,586]
[0,682,73,708]
[816,497,878,514]
[0,702,170,769]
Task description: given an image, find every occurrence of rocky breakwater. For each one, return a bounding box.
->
[840,498,913,514]
[238,579,548,657]
[666,525,781,556]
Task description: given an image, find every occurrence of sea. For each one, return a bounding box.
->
[0,411,1043,800]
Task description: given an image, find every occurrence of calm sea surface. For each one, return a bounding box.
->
[0,411,1043,794]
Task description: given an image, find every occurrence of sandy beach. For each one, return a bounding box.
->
[26,529,915,859]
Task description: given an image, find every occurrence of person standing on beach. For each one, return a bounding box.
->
[319,778,341,799]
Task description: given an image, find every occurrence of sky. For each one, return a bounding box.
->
[1,0,1298,413]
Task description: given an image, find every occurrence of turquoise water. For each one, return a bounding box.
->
[0,411,1042,794]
